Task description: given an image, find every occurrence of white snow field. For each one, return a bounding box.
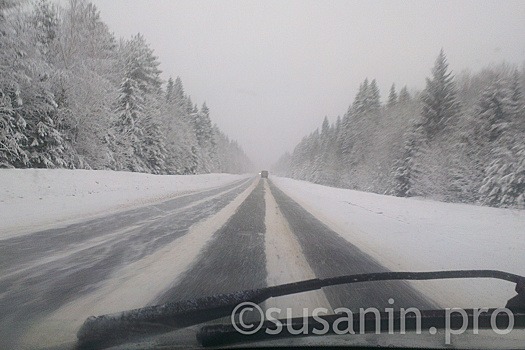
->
[271,176,525,309]
[0,169,251,239]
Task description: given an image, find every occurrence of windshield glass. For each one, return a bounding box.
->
[0,0,524,349]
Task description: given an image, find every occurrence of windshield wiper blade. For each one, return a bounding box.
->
[197,308,525,348]
[77,270,525,349]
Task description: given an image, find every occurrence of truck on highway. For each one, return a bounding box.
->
[260,170,268,178]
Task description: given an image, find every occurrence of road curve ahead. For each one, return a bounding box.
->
[1,177,435,349]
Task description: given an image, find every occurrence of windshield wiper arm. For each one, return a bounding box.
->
[197,307,525,347]
[77,270,525,349]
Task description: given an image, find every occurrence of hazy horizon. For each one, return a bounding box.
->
[88,0,525,168]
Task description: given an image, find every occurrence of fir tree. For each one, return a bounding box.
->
[387,83,398,108]
[11,8,72,168]
[0,3,29,167]
[0,89,28,167]
[321,116,330,135]
[1,0,250,176]
[478,74,525,208]
[142,118,167,174]
[352,78,369,115]
[420,49,460,140]
[111,33,165,172]
[173,76,186,115]
[368,79,381,111]
[479,140,525,208]
[393,126,422,197]
[477,78,510,142]
[165,77,174,102]
[398,86,411,104]
[508,69,524,129]
[195,102,213,148]
[112,76,146,171]
[31,0,58,54]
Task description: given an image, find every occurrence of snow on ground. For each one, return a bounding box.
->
[271,176,525,309]
[0,169,250,239]
[22,178,260,348]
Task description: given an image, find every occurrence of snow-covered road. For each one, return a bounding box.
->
[1,171,523,349]
[270,176,525,309]
[1,176,254,348]
[0,169,252,239]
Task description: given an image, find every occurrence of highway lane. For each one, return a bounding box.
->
[154,178,435,318]
[0,177,253,348]
[2,176,435,349]
[155,179,434,310]
[267,180,437,311]
[154,180,267,304]
[0,177,251,271]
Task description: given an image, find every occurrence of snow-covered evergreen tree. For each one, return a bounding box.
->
[1,5,73,168]
[0,88,27,167]
[193,102,218,172]
[352,78,369,115]
[0,0,250,175]
[142,117,167,174]
[398,86,411,104]
[478,71,525,208]
[480,140,525,208]
[162,76,195,174]
[0,5,29,167]
[31,0,59,57]
[173,76,187,116]
[337,111,354,167]
[508,69,524,129]
[393,132,419,197]
[194,102,213,149]
[165,77,174,102]
[213,126,253,173]
[111,34,166,172]
[111,76,145,171]
[367,79,381,111]
[477,78,512,142]
[420,49,460,140]
[387,83,397,108]
[275,51,522,208]
[321,116,329,135]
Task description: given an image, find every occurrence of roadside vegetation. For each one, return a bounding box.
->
[274,51,525,208]
[0,0,252,174]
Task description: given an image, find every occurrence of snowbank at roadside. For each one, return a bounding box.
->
[271,176,525,309]
[0,169,251,239]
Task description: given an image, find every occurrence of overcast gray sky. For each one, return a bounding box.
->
[90,0,525,168]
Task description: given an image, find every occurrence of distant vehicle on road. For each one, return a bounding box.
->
[260,170,268,178]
